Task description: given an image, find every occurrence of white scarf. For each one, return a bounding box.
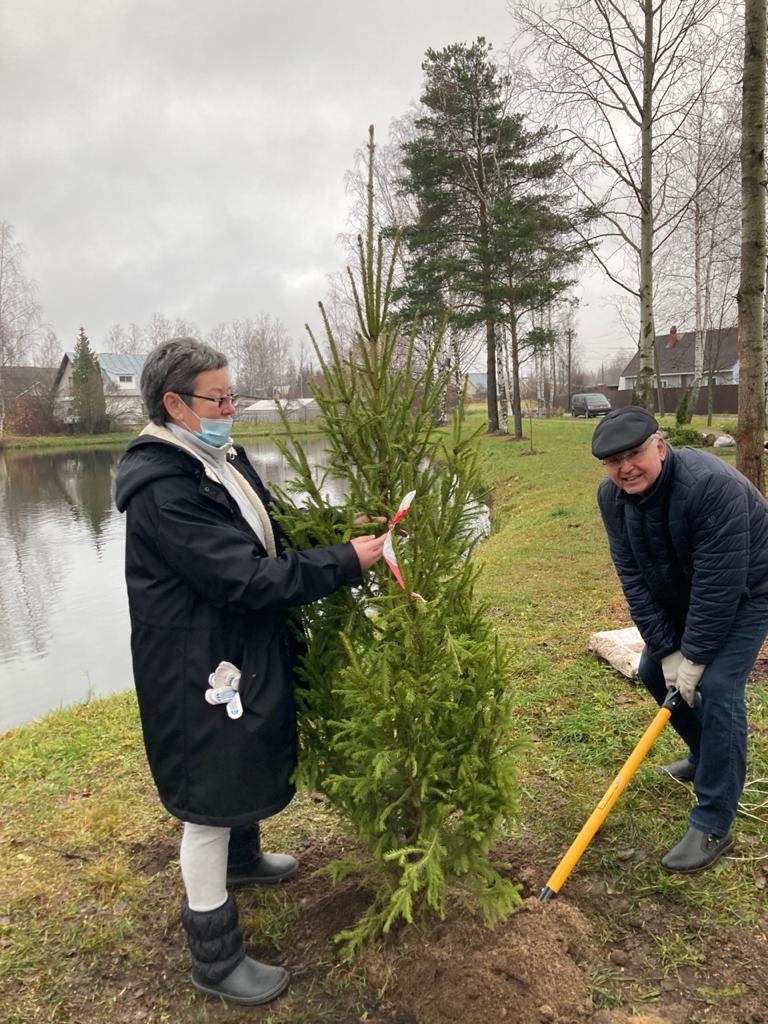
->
[140,422,277,557]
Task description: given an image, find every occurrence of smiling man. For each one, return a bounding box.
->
[592,407,768,873]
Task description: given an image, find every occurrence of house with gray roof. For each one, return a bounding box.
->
[619,326,738,391]
[53,352,146,426]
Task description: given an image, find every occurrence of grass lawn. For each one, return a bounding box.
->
[1,413,766,1024]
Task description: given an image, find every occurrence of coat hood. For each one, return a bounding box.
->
[115,434,199,512]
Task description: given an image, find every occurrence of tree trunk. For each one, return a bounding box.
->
[690,197,704,421]
[510,309,524,440]
[495,335,509,435]
[736,0,767,489]
[565,327,573,416]
[481,201,499,432]
[486,319,499,431]
[636,1,657,411]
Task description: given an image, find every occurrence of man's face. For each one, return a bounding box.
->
[602,435,666,494]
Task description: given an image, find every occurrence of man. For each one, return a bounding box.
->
[592,406,768,873]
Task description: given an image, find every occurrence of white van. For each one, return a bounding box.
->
[571,393,612,418]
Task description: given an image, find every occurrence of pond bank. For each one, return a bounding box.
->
[0,422,321,452]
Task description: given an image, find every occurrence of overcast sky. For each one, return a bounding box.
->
[1,0,629,373]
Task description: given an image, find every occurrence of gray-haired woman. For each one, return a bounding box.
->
[115,337,385,1005]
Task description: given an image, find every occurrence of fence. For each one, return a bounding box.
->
[606,384,738,417]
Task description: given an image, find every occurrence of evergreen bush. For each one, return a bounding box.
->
[665,425,703,447]
[273,130,524,953]
[675,386,694,425]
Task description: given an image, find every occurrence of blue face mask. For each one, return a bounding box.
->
[194,416,234,448]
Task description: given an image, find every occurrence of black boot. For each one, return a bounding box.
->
[180,895,288,1005]
[227,823,298,887]
[654,757,697,782]
[661,826,734,874]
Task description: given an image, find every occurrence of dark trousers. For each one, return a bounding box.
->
[638,594,768,836]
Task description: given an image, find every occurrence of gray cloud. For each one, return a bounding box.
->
[1,0,623,365]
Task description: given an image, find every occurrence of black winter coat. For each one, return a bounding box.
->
[597,445,768,664]
[114,433,361,826]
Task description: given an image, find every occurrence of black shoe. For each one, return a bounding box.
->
[191,956,289,1005]
[661,826,734,874]
[227,851,298,888]
[655,757,697,782]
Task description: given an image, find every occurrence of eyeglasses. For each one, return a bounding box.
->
[179,392,239,409]
[602,437,655,468]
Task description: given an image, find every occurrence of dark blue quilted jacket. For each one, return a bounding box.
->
[598,445,768,664]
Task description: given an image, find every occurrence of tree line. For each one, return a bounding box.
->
[338,7,754,448]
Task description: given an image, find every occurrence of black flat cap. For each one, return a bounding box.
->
[591,407,659,460]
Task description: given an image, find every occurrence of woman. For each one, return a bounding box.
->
[115,337,385,1005]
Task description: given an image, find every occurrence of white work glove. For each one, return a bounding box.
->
[661,651,684,689]
[675,657,705,708]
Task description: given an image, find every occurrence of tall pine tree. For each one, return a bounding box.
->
[397,39,583,434]
[70,327,107,433]
[274,128,524,952]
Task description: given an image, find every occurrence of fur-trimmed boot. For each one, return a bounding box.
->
[180,895,288,1005]
[227,823,298,887]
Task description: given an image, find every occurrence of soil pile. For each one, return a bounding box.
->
[380,898,594,1024]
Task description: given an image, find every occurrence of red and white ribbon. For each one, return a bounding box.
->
[383,490,424,601]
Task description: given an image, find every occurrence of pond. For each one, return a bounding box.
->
[0,438,342,732]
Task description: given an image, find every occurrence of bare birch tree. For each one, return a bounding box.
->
[515,0,724,409]
[737,0,767,488]
[656,64,740,420]
[0,222,43,369]
[0,222,45,435]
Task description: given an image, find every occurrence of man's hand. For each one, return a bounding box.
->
[661,650,684,689]
[350,533,387,572]
[676,658,705,708]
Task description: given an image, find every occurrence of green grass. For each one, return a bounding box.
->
[1,412,766,1022]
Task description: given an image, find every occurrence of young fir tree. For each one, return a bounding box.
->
[70,327,107,433]
[274,129,524,953]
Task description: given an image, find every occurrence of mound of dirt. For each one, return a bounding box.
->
[280,837,594,1024]
[380,898,594,1024]
[273,833,768,1024]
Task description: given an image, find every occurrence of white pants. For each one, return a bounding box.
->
[179,822,230,912]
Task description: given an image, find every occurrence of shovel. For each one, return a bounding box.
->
[539,687,684,901]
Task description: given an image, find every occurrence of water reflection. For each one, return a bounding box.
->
[0,438,335,732]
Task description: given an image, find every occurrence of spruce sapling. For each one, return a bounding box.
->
[272,127,524,953]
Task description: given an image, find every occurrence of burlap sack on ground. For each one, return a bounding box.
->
[587,626,644,679]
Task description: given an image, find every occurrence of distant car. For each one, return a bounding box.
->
[571,393,612,418]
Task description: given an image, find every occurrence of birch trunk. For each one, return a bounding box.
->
[510,309,524,440]
[736,0,767,489]
[496,335,509,435]
[636,1,656,410]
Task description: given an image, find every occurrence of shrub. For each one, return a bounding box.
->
[665,425,703,447]
[675,386,694,425]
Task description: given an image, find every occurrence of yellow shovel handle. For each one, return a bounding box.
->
[539,703,673,900]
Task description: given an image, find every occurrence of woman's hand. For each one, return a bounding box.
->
[350,533,387,572]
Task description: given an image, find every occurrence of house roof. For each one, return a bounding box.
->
[54,351,145,391]
[466,372,488,392]
[621,327,738,377]
[243,398,318,411]
[0,366,57,399]
[61,351,145,376]
[95,353,145,376]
